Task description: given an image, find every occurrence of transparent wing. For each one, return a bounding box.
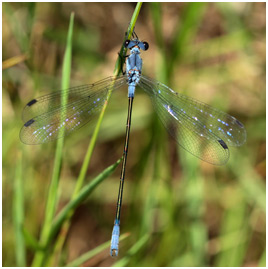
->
[139,75,246,165]
[20,76,126,144]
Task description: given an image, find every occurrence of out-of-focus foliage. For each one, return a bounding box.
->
[3,2,265,267]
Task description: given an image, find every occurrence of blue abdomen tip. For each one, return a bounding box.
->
[110,223,120,256]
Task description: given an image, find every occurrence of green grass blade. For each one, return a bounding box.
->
[259,249,266,267]
[149,3,168,83]
[112,234,150,267]
[66,233,130,267]
[150,3,164,50]
[168,3,206,77]
[13,153,26,266]
[180,155,208,266]
[48,158,122,243]
[73,2,143,198]
[22,227,45,251]
[31,12,74,267]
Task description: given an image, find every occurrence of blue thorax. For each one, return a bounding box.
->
[124,39,149,97]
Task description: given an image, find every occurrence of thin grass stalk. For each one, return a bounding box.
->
[66,233,130,267]
[13,152,26,266]
[31,12,74,267]
[168,3,206,79]
[72,3,143,197]
[112,234,150,267]
[48,158,122,244]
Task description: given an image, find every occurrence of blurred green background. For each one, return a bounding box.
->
[2,2,265,267]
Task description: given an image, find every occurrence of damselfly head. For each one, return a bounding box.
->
[124,39,149,51]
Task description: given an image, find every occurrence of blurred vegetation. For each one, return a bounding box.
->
[2,2,265,267]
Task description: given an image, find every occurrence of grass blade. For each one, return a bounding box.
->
[31,12,74,267]
[13,153,26,266]
[22,227,45,251]
[66,233,130,267]
[49,158,122,243]
[112,234,150,267]
[2,54,28,69]
[168,3,206,78]
[73,2,143,198]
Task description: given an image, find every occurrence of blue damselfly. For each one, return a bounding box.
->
[20,34,246,256]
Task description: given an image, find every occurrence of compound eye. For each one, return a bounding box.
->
[124,39,130,48]
[143,42,149,51]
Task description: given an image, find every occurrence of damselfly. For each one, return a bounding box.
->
[20,35,246,257]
